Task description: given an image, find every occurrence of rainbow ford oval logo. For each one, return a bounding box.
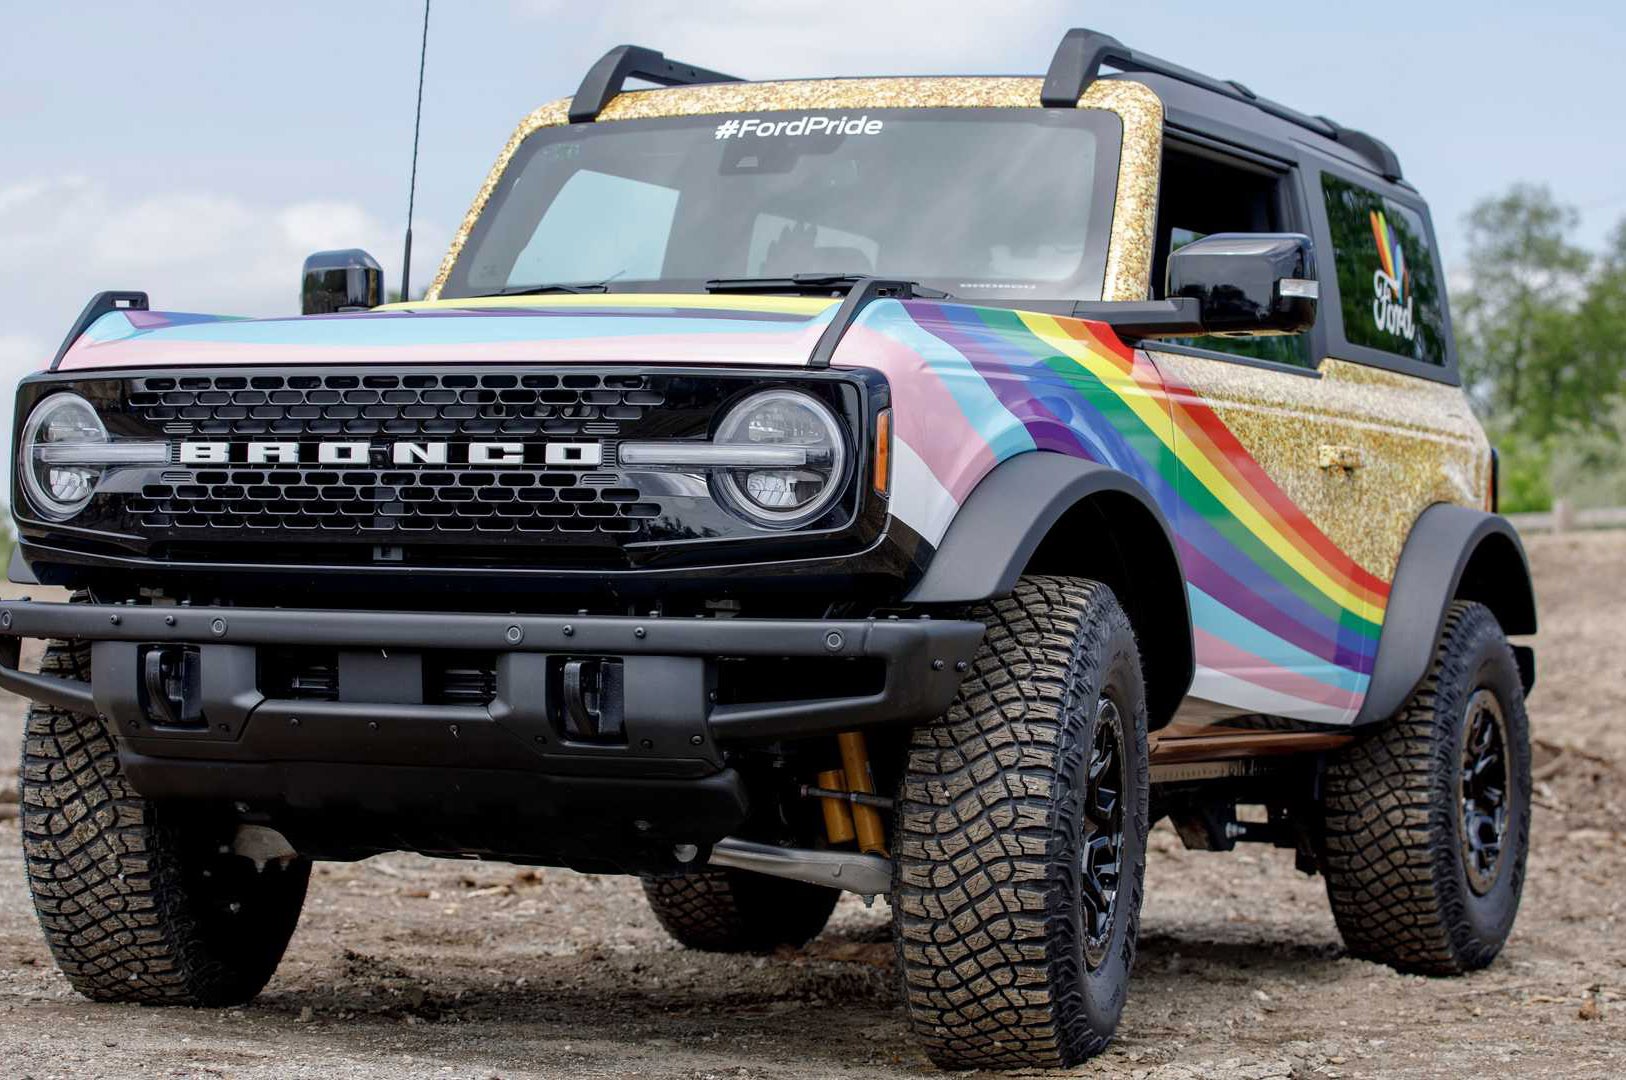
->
[1369,210,1415,342]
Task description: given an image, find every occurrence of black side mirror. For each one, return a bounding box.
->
[301,249,384,315]
[1166,232,1317,335]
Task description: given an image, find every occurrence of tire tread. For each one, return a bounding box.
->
[21,641,306,1005]
[1321,601,1530,975]
[893,576,1148,1069]
[641,869,838,953]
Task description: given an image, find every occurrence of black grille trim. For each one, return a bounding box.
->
[128,468,661,535]
[120,371,674,536]
[128,370,663,439]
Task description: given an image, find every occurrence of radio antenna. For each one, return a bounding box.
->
[400,0,431,302]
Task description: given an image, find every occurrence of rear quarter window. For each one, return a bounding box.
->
[1321,173,1448,366]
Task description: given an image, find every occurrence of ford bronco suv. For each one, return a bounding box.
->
[5,28,1537,1070]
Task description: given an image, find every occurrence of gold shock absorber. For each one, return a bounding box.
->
[837,731,888,857]
[815,768,857,845]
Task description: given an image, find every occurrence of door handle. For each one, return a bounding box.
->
[1317,444,1364,471]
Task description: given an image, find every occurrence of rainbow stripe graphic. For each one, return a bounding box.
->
[56,294,1391,724]
[842,300,1389,725]
[1369,210,1408,297]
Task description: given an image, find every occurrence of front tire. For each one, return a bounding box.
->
[1321,601,1532,975]
[894,577,1150,1070]
[20,642,310,1005]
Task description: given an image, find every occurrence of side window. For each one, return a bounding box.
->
[1320,173,1447,366]
[1152,148,1314,369]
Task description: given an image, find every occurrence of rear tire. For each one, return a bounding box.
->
[893,576,1150,1070]
[641,868,839,952]
[1321,601,1531,975]
[20,642,310,1005]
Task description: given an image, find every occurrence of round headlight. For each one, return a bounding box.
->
[713,390,847,528]
[20,393,107,520]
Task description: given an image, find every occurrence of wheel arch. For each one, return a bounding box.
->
[1354,503,1537,726]
[904,452,1194,728]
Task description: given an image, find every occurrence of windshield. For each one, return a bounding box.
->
[440,108,1123,302]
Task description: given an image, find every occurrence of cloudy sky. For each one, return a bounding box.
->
[3,0,1623,436]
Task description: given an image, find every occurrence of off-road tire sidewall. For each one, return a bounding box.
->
[1438,610,1531,962]
[1322,602,1532,975]
[20,641,310,1006]
[1063,618,1149,1038]
[894,577,1150,1070]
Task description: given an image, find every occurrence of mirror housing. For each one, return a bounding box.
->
[301,249,384,315]
[1166,232,1318,335]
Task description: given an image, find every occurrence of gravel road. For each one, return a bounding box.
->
[0,532,1620,1079]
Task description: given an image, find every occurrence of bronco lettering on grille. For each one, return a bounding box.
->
[177,441,603,467]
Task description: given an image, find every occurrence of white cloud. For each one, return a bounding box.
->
[90,193,260,269]
[0,335,49,392]
[0,177,446,482]
[277,201,388,255]
[0,178,429,323]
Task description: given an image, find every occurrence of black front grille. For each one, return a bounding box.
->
[127,468,662,535]
[19,365,870,568]
[120,371,674,536]
[127,371,663,439]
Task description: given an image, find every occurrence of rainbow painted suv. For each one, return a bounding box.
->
[5,28,1537,1070]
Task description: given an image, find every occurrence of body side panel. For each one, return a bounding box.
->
[1150,350,1487,727]
[834,301,1418,728]
[1144,357,1489,585]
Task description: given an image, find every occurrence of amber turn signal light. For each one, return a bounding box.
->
[873,409,892,496]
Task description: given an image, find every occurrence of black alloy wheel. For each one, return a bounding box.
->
[1458,688,1511,895]
[1082,695,1126,970]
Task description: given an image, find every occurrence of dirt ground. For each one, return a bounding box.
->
[0,532,1621,1080]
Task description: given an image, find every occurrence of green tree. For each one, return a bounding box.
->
[1453,185,1598,441]
[1573,220,1626,413]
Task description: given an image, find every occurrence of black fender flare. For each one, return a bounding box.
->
[904,452,1194,725]
[1354,503,1537,726]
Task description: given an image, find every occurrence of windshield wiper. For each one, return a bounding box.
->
[705,273,951,299]
[481,281,613,296]
[480,269,627,297]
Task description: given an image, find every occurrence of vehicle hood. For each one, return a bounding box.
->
[53,294,842,372]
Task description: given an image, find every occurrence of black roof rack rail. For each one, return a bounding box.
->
[1040,28,1403,181]
[569,45,741,123]
[1318,118,1404,181]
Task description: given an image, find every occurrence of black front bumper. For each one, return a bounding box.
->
[0,598,980,868]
